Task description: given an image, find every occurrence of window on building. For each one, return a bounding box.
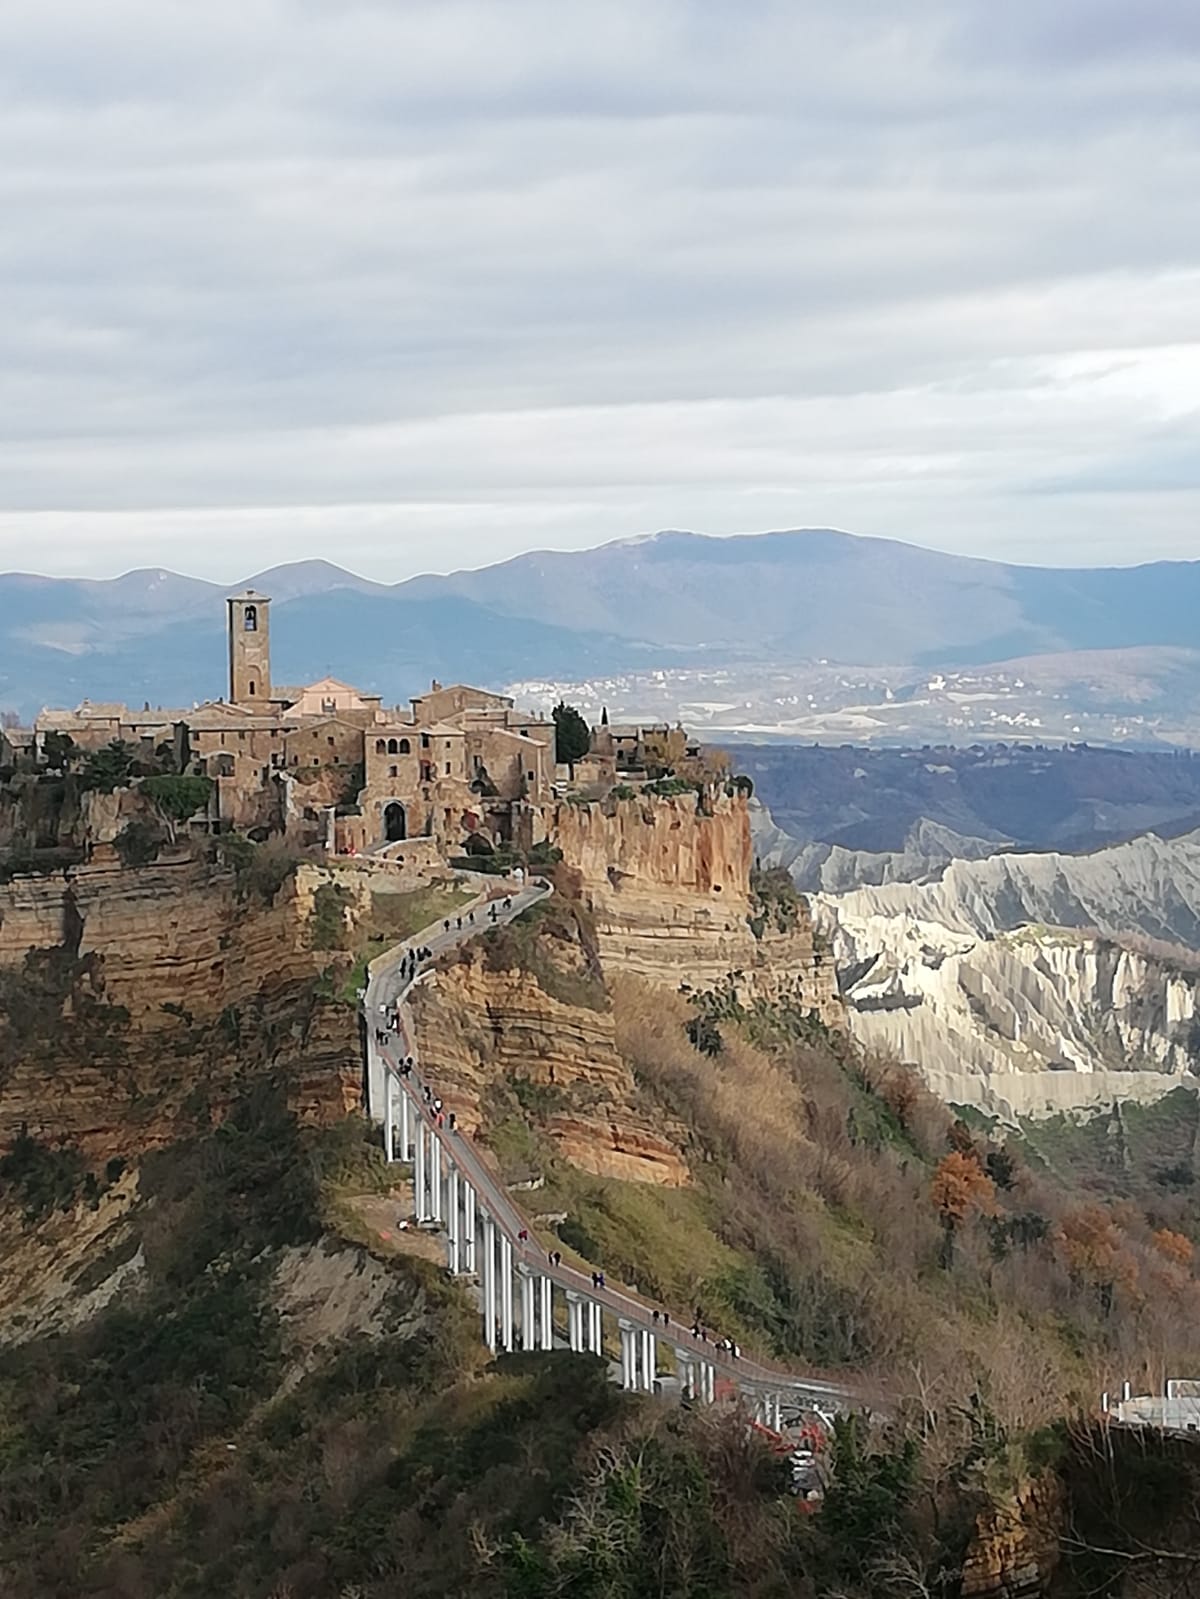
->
[244,605,257,631]
[387,738,398,754]
[322,699,335,716]
[399,738,410,754]
[238,731,245,741]
[445,740,451,749]
[248,681,255,695]
[389,765,398,777]
[375,738,386,753]
[327,735,335,747]
[445,762,451,775]
[421,733,430,749]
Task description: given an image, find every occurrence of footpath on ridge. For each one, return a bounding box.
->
[362,871,867,1421]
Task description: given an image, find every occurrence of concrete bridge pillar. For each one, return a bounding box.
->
[587,1299,603,1355]
[446,1165,461,1273]
[384,1072,395,1163]
[464,1182,477,1273]
[674,1346,695,1399]
[500,1234,514,1351]
[519,1267,537,1351]
[399,1087,411,1160]
[566,1291,584,1352]
[430,1133,443,1223]
[618,1320,637,1390]
[482,1212,497,1352]
[538,1276,553,1351]
[414,1121,429,1221]
[692,1360,714,1403]
[640,1328,657,1391]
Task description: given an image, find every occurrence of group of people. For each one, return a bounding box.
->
[421,1083,456,1132]
[678,1305,732,1355]
[397,945,432,985]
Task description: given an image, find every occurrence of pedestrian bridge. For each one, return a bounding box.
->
[363,877,868,1432]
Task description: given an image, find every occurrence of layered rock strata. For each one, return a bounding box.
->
[548,788,843,1027]
[409,946,689,1186]
[0,857,359,1157]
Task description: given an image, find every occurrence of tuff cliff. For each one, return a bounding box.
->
[0,855,359,1158]
[960,1473,1063,1599]
[408,897,689,1186]
[547,787,843,1028]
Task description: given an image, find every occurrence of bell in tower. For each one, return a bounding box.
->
[227,590,272,704]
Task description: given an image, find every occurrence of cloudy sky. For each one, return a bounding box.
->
[2,0,1199,581]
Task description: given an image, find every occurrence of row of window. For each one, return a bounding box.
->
[374,734,448,754]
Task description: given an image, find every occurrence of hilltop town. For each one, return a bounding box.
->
[0,589,704,867]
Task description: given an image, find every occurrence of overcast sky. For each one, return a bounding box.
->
[2,0,1199,582]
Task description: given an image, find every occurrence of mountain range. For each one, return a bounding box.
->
[4,528,1200,721]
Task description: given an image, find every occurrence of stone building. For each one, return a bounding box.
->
[33,588,558,854]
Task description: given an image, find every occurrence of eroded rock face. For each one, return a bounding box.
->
[960,1472,1063,1598]
[409,947,689,1187]
[829,902,1200,1118]
[548,789,843,1027]
[0,858,359,1157]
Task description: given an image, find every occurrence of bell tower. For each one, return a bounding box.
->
[227,589,271,705]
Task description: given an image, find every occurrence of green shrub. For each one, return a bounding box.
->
[0,1125,88,1220]
[310,881,352,950]
[114,818,163,868]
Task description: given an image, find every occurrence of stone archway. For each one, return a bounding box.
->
[384,801,407,843]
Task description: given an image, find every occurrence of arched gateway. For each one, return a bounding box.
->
[383,801,407,843]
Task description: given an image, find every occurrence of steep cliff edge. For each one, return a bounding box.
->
[408,896,689,1186]
[0,856,360,1157]
[547,788,843,1028]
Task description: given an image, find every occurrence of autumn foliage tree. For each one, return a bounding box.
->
[1057,1205,1140,1313]
[1151,1227,1194,1270]
[931,1151,996,1266]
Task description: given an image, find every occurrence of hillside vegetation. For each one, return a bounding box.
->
[5,891,1200,1594]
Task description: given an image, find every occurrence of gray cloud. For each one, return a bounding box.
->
[0,0,1198,579]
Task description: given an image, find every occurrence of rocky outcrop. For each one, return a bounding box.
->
[409,944,689,1187]
[0,856,360,1157]
[960,1473,1063,1598]
[548,788,843,1027]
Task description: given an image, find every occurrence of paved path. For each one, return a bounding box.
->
[364,873,868,1417]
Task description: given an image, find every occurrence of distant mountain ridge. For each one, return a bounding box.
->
[4,527,1200,719]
